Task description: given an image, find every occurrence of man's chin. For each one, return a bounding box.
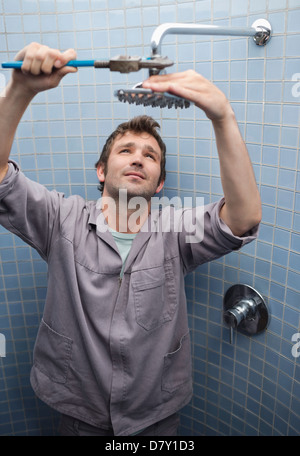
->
[123,189,152,201]
[104,185,153,202]
[119,181,154,197]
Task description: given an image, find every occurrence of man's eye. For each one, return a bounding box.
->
[146,154,155,160]
[120,149,130,153]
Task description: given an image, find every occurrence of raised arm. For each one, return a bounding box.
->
[0,43,77,182]
[143,70,262,236]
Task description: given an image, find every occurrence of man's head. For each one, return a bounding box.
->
[95,115,166,199]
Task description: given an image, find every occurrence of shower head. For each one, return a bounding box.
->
[115,83,191,109]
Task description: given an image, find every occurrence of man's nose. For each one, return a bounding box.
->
[130,152,143,167]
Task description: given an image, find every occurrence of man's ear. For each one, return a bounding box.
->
[155,180,164,194]
[96,163,105,183]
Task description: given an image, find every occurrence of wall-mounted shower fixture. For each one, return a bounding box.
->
[223,284,270,344]
[116,19,272,108]
[150,19,272,61]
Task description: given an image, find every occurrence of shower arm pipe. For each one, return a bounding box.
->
[150,19,272,57]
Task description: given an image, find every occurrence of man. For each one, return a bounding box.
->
[0,43,261,436]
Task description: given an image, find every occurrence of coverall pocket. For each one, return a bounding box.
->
[162,331,192,394]
[132,264,177,331]
[33,319,73,384]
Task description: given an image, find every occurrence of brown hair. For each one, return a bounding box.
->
[95,115,166,194]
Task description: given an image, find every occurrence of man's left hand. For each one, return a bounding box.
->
[142,70,232,122]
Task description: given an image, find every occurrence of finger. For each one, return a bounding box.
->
[22,44,55,75]
[14,43,77,75]
[143,70,204,89]
[39,47,75,74]
[144,71,187,84]
[41,50,62,74]
[30,45,53,75]
[14,44,29,62]
[16,42,40,73]
[142,77,205,107]
[142,72,193,93]
[56,66,78,78]
[54,48,77,69]
[142,78,182,94]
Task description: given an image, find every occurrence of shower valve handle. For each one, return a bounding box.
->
[223,284,270,345]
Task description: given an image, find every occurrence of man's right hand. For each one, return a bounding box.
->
[0,43,77,182]
[11,42,77,96]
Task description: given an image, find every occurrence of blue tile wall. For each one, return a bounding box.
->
[0,0,299,436]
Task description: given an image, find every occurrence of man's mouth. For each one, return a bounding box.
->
[124,172,145,180]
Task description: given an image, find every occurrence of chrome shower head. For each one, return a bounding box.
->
[114,83,191,109]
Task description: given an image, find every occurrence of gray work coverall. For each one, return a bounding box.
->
[0,161,259,435]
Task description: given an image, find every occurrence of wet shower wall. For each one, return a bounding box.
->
[0,0,299,436]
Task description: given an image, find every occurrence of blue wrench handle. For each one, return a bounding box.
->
[2,60,96,69]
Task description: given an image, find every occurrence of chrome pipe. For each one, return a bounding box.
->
[150,19,272,56]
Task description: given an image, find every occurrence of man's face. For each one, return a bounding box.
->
[97,131,164,201]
